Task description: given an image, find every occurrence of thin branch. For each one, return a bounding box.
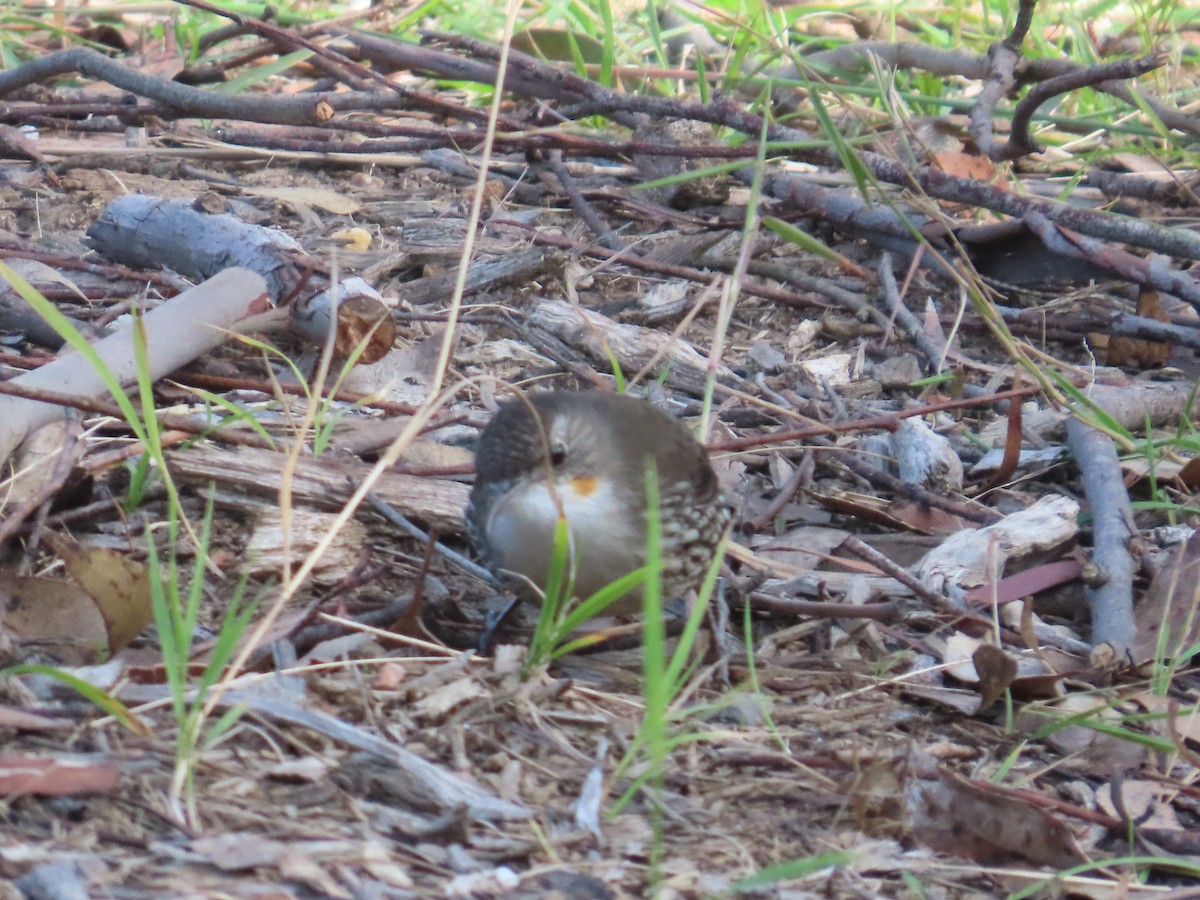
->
[997,52,1166,160]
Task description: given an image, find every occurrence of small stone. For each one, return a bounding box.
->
[747,341,787,373]
[873,352,923,387]
[892,418,964,493]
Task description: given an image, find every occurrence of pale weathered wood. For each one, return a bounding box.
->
[169,442,469,531]
[86,195,304,298]
[0,268,269,466]
[528,299,735,394]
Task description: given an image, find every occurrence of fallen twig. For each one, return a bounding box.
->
[1065,416,1136,658]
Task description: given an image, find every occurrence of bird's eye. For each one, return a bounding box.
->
[549,441,568,467]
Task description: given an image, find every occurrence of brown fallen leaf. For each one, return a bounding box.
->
[1100,287,1172,369]
[0,536,157,666]
[0,574,110,665]
[937,632,1060,703]
[1132,530,1200,668]
[972,643,1018,712]
[1016,695,1148,778]
[909,765,1085,868]
[334,293,396,364]
[1130,692,1200,755]
[46,534,154,653]
[818,489,967,535]
[241,185,362,215]
[931,149,1000,184]
[1096,779,1181,831]
[1177,454,1200,490]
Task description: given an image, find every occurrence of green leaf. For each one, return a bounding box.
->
[4,664,143,732]
[734,851,854,890]
[762,215,844,266]
[215,49,314,95]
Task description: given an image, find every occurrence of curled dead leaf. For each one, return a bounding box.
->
[46,534,154,652]
[335,293,395,364]
[910,765,1084,868]
[0,536,154,664]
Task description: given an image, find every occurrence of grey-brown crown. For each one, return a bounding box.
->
[471,391,721,501]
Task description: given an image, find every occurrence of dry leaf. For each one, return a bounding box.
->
[1096,780,1181,830]
[0,574,111,665]
[909,766,1084,867]
[414,677,486,720]
[932,150,1001,181]
[939,632,1053,692]
[331,227,372,251]
[1132,530,1200,667]
[753,525,851,572]
[242,185,362,215]
[1102,287,1171,369]
[1016,695,1148,778]
[46,534,154,652]
[334,293,396,364]
[973,644,1018,711]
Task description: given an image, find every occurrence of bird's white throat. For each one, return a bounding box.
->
[485,474,642,598]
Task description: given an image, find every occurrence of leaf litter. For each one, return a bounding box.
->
[0,3,1199,896]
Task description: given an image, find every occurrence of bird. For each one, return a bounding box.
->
[467,390,730,614]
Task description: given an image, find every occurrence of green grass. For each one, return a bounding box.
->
[0,261,272,827]
[733,850,855,891]
[522,516,652,673]
[519,460,732,859]
[2,663,142,730]
[149,493,261,828]
[1008,855,1200,899]
[2,0,1196,889]
[4,0,1189,167]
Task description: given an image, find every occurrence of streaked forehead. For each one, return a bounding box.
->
[548,404,600,443]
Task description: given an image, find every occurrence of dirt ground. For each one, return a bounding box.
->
[1,13,1200,900]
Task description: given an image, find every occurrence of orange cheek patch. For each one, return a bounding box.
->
[568,475,600,497]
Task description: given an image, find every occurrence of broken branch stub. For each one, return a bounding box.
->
[87,194,396,362]
[86,195,304,299]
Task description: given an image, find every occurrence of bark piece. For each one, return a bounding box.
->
[0,754,120,797]
[891,417,964,493]
[915,495,1080,606]
[86,195,303,298]
[528,299,734,391]
[168,443,469,531]
[244,507,371,584]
